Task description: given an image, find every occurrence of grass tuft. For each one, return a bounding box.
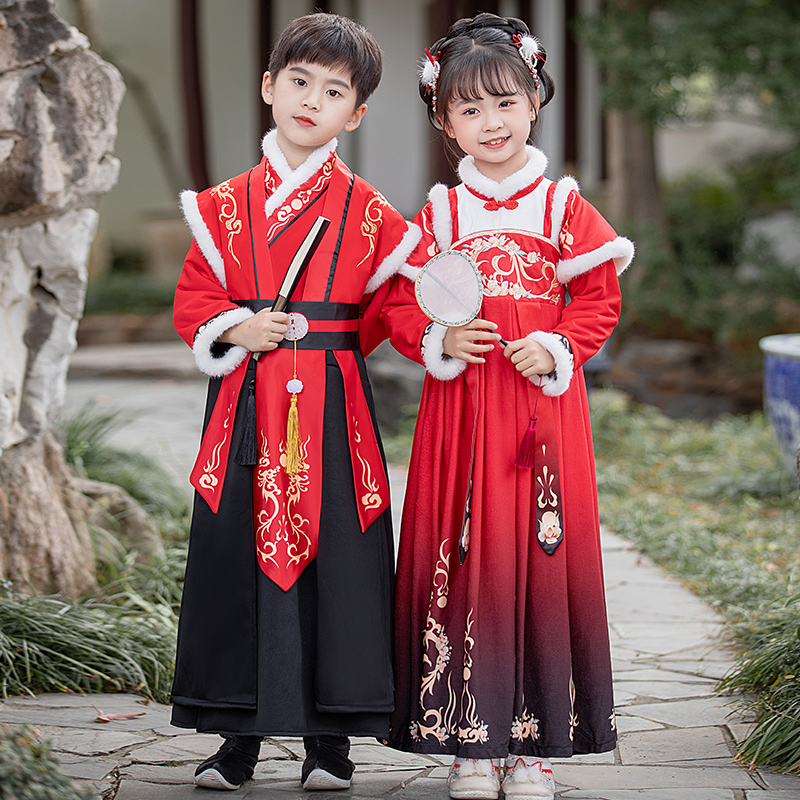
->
[591,389,800,773]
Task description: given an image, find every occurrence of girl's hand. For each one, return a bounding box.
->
[219,310,289,352]
[503,338,556,378]
[443,319,502,363]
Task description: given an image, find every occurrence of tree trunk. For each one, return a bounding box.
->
[0,1,124,598]
[606,108,668,237]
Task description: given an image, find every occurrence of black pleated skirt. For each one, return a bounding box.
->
[171,351,395,737]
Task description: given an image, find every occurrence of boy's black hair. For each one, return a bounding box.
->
[268,13,383,107]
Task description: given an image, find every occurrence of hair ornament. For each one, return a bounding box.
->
[420,48,441,112]
[513,34,542,87]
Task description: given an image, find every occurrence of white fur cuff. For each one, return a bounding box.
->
[364,223,423,294]
[428,183,453,252]
[193,306,254,377]
[422,323,468,380]
[526,330,574,396]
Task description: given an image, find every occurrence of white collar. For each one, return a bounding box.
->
[261,129,338,218]
[458,146,548,201]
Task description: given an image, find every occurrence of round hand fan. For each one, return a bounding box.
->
[414,250,507,345]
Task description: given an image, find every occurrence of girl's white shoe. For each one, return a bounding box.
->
[501,756,556,798]
[446,758,502,799]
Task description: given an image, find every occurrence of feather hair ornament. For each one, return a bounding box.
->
[513,34,542,88]
[420,48,441,112]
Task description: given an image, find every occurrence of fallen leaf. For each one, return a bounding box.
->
[94,709,146,723]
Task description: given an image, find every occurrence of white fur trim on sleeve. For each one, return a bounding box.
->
[180,189,227,290]
[364,223,423,294]
[549,177,579,246]
[422,323,468,380]
[526,330,574,396]
[192,306,254,377]
[557,236,635,283]
[428,183,453,251]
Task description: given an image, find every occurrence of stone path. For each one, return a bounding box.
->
[7,343,794,799]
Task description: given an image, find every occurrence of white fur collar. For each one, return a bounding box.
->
[457,146,548,202]
[261,129,338,219]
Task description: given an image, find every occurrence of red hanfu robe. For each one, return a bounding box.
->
[387,148,635,759]
[171,132,423,719]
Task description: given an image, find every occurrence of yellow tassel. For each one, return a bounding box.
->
[285,394,300,475]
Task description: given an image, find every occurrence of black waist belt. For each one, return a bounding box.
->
[236,299,361,351]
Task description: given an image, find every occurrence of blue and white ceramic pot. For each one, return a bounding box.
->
[759,334,800,477]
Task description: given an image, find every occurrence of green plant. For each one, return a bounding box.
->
[0,580,176,702]
[591,389,800,772]
[62,405,190,522]
[0,724,93,800]
[83,272,175,315]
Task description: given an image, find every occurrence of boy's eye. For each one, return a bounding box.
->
[294,78,307,87]
[327,89,341,98]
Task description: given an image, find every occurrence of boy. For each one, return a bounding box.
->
[171,13,423,792]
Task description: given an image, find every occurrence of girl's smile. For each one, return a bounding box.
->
[444,91,538,182]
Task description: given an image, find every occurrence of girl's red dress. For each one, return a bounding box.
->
[387,147,634,759]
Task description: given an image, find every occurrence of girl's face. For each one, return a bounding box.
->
[443,88,538,182]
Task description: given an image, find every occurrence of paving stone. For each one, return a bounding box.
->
[726,721,756,745]
[36,724,155,755]
[552,763,757,790]
[744,792,800,799]
[618,726,732,765]
[552,749,617,765]
[613,688,639,706]
[612,668,718,685]
[614,715,666,733]
[621,697,738,729]
[350,744,444,768]
[127,733,272,764]
[56,754,117,781]
[116,779,220,798]
[560,790,737,799]
[614,680,718,700]
[119,763,194,785]
[759,770,800,790]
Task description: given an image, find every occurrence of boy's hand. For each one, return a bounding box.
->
[503,338,556,378]
[443,319,502,363]
[219,310,289,353]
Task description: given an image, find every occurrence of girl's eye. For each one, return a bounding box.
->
[463,108,478,116]
[499,100,513,108]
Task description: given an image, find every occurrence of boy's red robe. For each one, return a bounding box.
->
[174,133,423,592]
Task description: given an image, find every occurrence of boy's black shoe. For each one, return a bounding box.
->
[195,735,262,790]
[301,735,355,791]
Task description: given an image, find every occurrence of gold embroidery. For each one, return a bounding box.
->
[210,181,243,270]
[266,158,335,240]
[255,433,282,570]
[433,539,452,609]
[456,231,562,305]
[356,193,388,269]
[254,429,312,571]
[283,436,312,566]
[353,418,383,511]
[414,604,489,746]
[199,399,234,492]
[568,675,579,741]
[511,700,540,742]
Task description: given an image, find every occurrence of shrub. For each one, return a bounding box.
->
[0,724,92,800]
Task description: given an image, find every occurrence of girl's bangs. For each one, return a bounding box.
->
[445,49,527,105]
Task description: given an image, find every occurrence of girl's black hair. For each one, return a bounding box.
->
[420,13,555,164]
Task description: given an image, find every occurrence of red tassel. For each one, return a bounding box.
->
[514,413,537,468]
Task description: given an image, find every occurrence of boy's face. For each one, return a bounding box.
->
[262,62,367,169]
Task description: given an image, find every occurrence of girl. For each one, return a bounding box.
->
[388,14,634,800]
